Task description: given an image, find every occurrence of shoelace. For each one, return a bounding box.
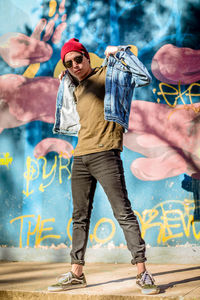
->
[141,271,155,285]
[57,272,72,283]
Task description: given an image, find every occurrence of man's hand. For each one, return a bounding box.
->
[58,70,67,81]
[104,46,119,58]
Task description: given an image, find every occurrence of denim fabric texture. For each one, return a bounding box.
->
[70,150,146,266]
[53,73,80,136]
[104,47,152,131]
[53,47,151,136]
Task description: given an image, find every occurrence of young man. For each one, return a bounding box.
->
[49,38,159,295]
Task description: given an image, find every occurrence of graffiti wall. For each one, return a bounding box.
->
[0,0,200,254]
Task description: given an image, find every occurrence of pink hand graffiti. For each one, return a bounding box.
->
[0,74,59,134]
[0,32,53,68]
[124,101,200,181]
[31,0,67,44]
[0,0,67,68]
[0,0,72,157]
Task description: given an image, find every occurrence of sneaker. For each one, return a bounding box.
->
[48,271,87,292]
[136,270,160,295]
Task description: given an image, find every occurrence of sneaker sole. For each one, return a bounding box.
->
[136,284,160,295]
[48,283,87,292]
[141,288,160,295]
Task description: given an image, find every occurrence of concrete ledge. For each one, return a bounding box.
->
[0,290,179,300]
[0,246,200,264]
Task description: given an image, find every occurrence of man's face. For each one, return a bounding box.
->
[64,51,92,81]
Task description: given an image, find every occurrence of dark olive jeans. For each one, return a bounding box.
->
[70,150,146,265]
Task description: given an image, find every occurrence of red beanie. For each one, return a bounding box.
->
[61,38,90,62]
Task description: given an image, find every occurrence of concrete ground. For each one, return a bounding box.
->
[0,262,200,299]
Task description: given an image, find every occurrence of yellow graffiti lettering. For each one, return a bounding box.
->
[179,212,194,238]
[23,157,39,197]
[0,152,13,168]
[23,155,72,196]
[160,209,183,243]
[66,217,72,241]
[157,82,179,107]
[67,217,116,244]
[10,200,200,248]
[36,217,61,245]
[135,209,163,239]
[185,82,200,110]
[38,156,57,192]
[27,215,40,247]
[59,154,71,182]
[10,215,35,248]
[136,200,200,244]
[28,215,61,247]
[11,215,60,248]
[192,221,200,240]
[154,81,200,118]
[90,217,116,244]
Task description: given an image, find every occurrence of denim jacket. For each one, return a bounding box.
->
[53,72,80,136]
[104,47,151,131]
[53,46,151,136]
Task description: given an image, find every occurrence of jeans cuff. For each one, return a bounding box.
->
[71,259,85,266]
[131,257,147,265]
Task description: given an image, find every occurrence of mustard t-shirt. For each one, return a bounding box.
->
[73,66,123,157]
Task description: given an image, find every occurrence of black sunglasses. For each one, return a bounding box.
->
[64,54,84,69]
